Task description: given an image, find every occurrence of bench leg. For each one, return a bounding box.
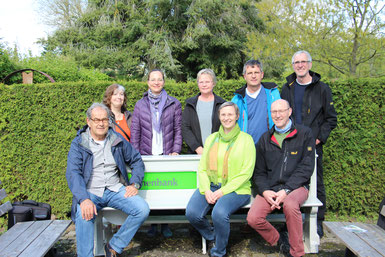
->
[202,236,207,254]
[303,207,320,253]
[94,212,105,256]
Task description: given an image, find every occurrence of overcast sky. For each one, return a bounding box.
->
[0,0,52,56]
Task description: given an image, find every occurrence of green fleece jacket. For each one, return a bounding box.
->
[198,131,256,195]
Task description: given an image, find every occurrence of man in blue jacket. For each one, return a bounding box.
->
[66,103,149,257]
[232,60,280,144]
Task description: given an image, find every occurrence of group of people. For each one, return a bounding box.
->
[66,50,337,257]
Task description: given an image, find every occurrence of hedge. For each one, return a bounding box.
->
[0,78,384,229]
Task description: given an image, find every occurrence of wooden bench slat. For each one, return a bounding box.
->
[2,220,53,257]
[324,222,384,257]
[0,221,35,252]
[0,201,12,216]
[356,223,385,255]
[0,188,7,201]
[18,220,72,257]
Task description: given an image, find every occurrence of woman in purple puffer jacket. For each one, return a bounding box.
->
[131,69,182,237]
[131,69,182,155]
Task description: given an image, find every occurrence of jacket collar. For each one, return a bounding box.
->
[285,70,321,87]
[185,92,224,107]
[77,125,122,150]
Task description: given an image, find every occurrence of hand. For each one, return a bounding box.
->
[262,190,279,210]
[80,199,97,221]
[169,152,179,156]
[212,189,224,202]
[124,185,138,197]
[205,190,216,204]
[316,139,321,145]
[195,147,204,155]
[275,190,288,207]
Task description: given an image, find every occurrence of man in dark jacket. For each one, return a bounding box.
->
[281,50,337,237]
[247,99,315,257]
[66,103,150,257]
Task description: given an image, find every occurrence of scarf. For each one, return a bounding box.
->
[148,89,167,133]
[275,119,292,134]
[206,123,241,186]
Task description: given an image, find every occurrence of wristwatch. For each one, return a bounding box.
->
[132,183,140,189]
[284,189,291,195]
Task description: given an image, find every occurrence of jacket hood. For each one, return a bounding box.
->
[285,70,321,86]
[76,125,122,150]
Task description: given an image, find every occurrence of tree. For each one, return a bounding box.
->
[36,0,87,29]
[245,0,385,78]
[39,0,262,81]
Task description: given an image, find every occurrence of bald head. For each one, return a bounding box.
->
[271,99,292,129]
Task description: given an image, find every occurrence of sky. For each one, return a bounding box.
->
[0,0,52,56]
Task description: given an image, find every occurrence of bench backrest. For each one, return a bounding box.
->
[136,154,320,210]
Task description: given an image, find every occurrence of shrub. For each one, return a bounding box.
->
[0,78,384,229]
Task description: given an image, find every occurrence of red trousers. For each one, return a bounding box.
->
[247,187,308,257]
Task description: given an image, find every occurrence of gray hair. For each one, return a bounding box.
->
[197,68,217,85]
[218,102,240,117]
[86,103,111,119]
[243,60,263,74]
[292,50,312,64]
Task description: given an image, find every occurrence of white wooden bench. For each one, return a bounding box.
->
[0,180,72,257]
[94,154,322,256]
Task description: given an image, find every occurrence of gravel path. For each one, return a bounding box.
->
[54,223,346,256]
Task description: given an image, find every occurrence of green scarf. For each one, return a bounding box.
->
[206,123,241,186]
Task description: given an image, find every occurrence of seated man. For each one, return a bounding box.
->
[247,99,315,257]
[66,103,150,257]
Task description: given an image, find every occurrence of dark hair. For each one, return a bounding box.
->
[102,84,128,113]
[148,69,165,81]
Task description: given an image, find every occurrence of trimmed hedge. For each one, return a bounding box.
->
[0,78,384,228]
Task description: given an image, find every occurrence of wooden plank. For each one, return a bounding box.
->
[0,201,12,216]
[324,222,383,257]
[0,188,7,201]
[2,220,53,257]
[19,220,72,257]
[0,221,34,253]
[356,223,385,256]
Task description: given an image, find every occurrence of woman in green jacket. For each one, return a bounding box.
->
[185,102,256,257]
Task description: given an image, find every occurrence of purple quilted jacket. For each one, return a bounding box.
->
[131,91,182,155]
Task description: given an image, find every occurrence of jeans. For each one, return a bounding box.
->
[247,187,308,257]
[186,184,250,257]
[75,186,150,257]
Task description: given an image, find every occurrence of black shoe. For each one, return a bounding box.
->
[207,239,215,252]
[104,243,118,257]
[278,231,291,257]
[317,221,324,238]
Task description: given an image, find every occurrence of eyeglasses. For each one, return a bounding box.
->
[293,60,310,65]
[90,118,109,124]
[271,108,289,115]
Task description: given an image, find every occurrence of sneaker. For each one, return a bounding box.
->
[161,224,173,238]
[147,224,158,237]
[104,243,118,257]
[278,231,291,257]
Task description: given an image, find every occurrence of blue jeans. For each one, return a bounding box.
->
[75,186,150,257]
[185,184,250,257]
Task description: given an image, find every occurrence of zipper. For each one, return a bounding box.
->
[279,143,288,182]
